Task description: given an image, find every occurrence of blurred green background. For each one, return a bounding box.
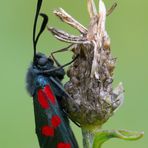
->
[0,0,147,147]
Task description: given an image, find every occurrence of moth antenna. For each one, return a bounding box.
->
[33,0,48,63]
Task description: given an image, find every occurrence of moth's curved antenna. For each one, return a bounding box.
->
[33,0,48,62]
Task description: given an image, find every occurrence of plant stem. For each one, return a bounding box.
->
[82,125,102,148]
[82,129,94,148]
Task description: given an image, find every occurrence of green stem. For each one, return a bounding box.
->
[82,129,94,148]
[82,125,102,148]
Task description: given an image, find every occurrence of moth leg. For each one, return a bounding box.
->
[51,44,74,67]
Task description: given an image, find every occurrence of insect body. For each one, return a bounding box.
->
[26,0,78,147]
[26,53,78,148]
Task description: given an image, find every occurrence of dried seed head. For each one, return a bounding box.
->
[48,0,124,128]
[62,43,124,126]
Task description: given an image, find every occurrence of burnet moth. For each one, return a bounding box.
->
[26,0,79,147]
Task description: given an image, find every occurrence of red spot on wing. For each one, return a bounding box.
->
[51,115,61,128]
[44,85,56,104]
[57,143,71,148]
[41,125,54,137]
[37,89,49,109]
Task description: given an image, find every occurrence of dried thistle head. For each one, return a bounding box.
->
[48,0,124,128]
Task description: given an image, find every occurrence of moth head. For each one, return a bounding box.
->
[34,53,54,70]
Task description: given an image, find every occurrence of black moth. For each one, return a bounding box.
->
[26,0,78,148]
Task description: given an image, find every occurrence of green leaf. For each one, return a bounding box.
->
[93,129,144,148]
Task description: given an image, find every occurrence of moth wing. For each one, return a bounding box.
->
[33,78,78,148]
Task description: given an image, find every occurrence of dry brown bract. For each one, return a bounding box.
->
[48,0,124,127]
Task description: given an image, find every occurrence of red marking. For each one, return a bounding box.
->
[57,143,71,148]
[44,85,55,104]
[41,125,54,137]
[51,115,61,128]
[37,89,49,109]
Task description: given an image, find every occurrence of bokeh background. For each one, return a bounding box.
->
[0,0,147,147]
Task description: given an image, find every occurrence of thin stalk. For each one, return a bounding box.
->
[82,126,102,148]
[82,129,94,148]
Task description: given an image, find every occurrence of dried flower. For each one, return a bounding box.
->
[48,1,143,147]
[48,0,124,127]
